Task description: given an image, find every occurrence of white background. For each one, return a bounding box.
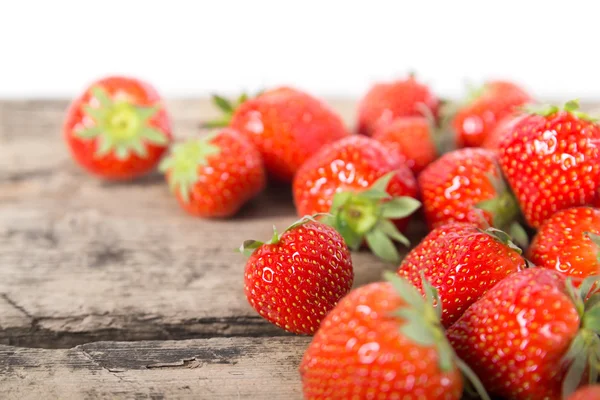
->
[0,0,597,100]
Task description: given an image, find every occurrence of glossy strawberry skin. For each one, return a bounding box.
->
[64,76,172,180]
[171,129,266,218]
[528,207,600,282]
[300,282,463,399]
[453,81,531,148]
[397,223,526,327]
[372,116,437,174]
[293,135,418,230]
[419,148,503,229]
[244,221,353,335]
[568,385,600,400]
[357,77,439,136]
[498,111,600,228]
[447,268,580,400]
[229,87,349,182]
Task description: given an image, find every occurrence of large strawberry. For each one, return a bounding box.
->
[419,147,520,230]
[528,206,600,283]
[448,268,600,399]
[300,273,490,400]
[64,76,172,180]
[498,100,600,228]
[568,385,600,400]
[397,222,526,327]
[240,216,353,335]
[159,128,265,218]
[293,135,420,263]
[357,75,439,136]
[448,80,532,148]
[206,87,349,182]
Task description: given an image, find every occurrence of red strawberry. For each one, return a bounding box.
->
[357,75,439,136]
[293,135,419,263]
[449,80,532,148]
[300,273,490,400]
[568,385,600,400]
[397,222,526,327]
[206,87,349,182]
[448,268,600,399]
[241,216,353,335]
[372,116,438,174]
[159,128,265,218]
[528,206,600,283]
[419,147,520,230]
[498,100,600,228]
[482,113,527,151]
[64,76,172,180]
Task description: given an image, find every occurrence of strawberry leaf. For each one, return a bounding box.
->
[212,94,234,113]
[366,229,400,263]
[377,220,410,248]
[238,239,264,257]
[369,171,396,193]
[381,197,421,219]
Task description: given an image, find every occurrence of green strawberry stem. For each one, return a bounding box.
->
[201,93,251,128]
[77,86,168,159]
[562,275,600,398]
[475,165,522,233]
[525,99,599,122]
[416,102,455,155]
[384,272,491,400]
[322,172,421,264]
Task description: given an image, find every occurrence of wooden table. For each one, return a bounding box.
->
[0,98,410,399]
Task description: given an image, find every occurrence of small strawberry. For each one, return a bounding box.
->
[159,128,265,218]
[418,147,521,231]
[528,206,600,283]
[397,222,526,327]
[447,80,532,148]
[357,75,439,136]
[293,135,420,263]
[300,273,490,400]
[205,87,349,182]
[240,216,353,335]
[568,385,600,400]
[448,268,600,399]
[63,76,172,180]
[498,100,600,228]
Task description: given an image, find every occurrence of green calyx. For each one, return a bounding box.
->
[585,232,600,264]
[321,172,421,264]
[158,136,221,203]
[76,86,168,159]
[562,275,600,398]
[525,99,598,122]
[202,93,252,128]
[415,102,455,155]
[478,226,524,255]
[384,272,491,400]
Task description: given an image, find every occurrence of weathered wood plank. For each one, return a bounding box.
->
[0,337,311,399]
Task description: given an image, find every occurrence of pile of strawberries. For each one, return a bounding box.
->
[63,75,600,399]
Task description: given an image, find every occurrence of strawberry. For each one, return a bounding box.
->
[300,273,490,400]
[397,222,526,327]
[482,113,527,151]
[448,80,532,148]
[357,75,439,136]
[240,216,353,335]
[372,116,438,174]
[568,385,600,400]
[292,135,420,263]
[447,268,600,399]
[159,128,265,218]
[206,87,349,182]
[498,100,600,228]
[63,76,172,180]
[418,147,521,230]
[528,206,600,283]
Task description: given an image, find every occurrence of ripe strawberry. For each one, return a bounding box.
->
[397,222,526,327]
[568,385,600,400]
[419,147,520,230]
[482,113,527,151]
[448,80,532,148]
[372,116,438,174]
[63,76,172,180]
[293,135,420,263]
[241,216,353,335]
[448,268,600,399]
[159,128,265,218]
[206,87,349,182]
[498,100,600,228]
[357,75,439,136]
[300,273,490,400]
[528,206,600,283]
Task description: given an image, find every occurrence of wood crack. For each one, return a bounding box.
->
[0,293,34,320]
[78,347,126,381]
